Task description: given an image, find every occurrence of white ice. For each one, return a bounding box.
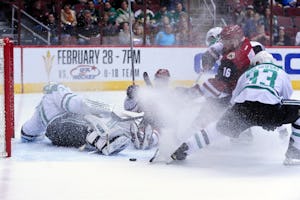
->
[1,90,300,200]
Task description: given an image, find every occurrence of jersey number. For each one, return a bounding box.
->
[247,69,278,88]
[223,67,231,78]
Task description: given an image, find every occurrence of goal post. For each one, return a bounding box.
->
[0,38,14,158]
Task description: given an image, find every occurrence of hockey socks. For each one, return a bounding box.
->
[172,123,228,160]
[284,121,300,165]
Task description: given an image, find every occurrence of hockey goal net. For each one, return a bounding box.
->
[0,38,14,158]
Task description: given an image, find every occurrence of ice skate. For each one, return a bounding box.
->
[170,143,189,161]
[283,139,300,165]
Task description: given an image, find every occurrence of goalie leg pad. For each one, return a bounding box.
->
[86,123,131,155]
[46,113,89,148]
[21,128,45,142]
[101,135,131,155]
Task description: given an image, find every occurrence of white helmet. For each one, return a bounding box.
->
[250,51,275,66]
[250,41,265,54]
[205,27,222,46]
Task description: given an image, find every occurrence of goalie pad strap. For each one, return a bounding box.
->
[86,131,101,145]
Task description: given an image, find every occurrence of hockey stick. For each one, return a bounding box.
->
[194,70,203,85]
[128,0,135,85]
[143,71,153,87]
[281,99,300,106]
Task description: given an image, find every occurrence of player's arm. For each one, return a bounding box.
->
[201,42,223,71]
[124,85,141,112]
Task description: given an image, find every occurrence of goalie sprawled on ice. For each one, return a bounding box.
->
[21,83,143,155]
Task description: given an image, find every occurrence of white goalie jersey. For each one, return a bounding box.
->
[22,83,111,138]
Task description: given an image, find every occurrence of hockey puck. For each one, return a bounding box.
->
[129,158,137,162]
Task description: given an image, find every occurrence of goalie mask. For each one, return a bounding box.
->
[43,82,60,94]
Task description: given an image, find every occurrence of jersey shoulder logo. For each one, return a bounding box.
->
[226,52,236,60]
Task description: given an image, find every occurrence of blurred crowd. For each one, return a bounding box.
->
[22,0,191,46]
[226,0,300,46]
[2,0,300,46]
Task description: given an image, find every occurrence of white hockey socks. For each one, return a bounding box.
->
[185,123,227,155]
[284,119,300,165]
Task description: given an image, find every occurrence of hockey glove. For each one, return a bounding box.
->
[126,85,139,99]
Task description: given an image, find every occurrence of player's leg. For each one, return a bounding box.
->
[21,109,47,142]
[284,118,300,165]
[171,103,251,161]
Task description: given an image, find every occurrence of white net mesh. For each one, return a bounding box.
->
[0,39,7,157]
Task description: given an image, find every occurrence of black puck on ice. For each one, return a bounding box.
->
[129,158,137,161]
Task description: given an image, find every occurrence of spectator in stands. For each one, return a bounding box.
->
[29,0,49,24]
[77,9,100,45]
[86,0,100,23]
[295,31,300,46]
[116,0,135,26]
[101,12,120,38]
[253,0,268,15]
[281,0,297,7]
[154,5,171,23]
[44,13,59,45]
[274,26,292,46]
[155,23,176,46]
[118,21,131,45]
[227,0,246,26]
[261,7,278,38]
[171,2,186,24]
[133,23,144,45]
[61,3,77,36]
[104,1,117,24]
[243,5,256,38]
[251,20,270,46]
[156,15,173,32]
[175,12,190,45]
[165,0,185,12]
[134,4,155,27]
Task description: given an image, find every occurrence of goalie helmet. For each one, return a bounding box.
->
[250,50,275,66]
[205,27,222,46]
[43,82,59,94]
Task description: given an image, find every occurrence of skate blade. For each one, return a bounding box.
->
[283,158,300,166]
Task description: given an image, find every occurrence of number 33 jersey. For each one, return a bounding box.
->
[232,63,293,105]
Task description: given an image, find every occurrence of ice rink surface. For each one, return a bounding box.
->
[1,90,300,200]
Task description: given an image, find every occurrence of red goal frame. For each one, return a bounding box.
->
[2,38,14,157]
